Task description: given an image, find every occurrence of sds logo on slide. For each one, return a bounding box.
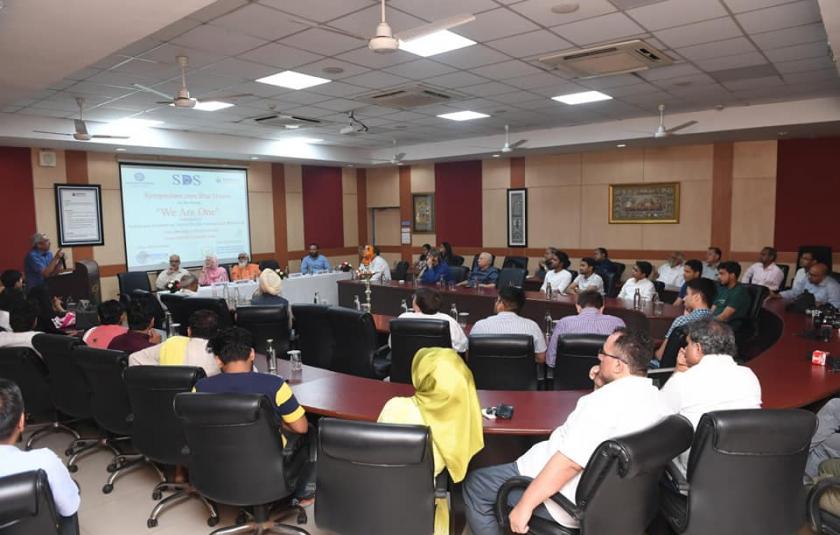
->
[171,174,202,186]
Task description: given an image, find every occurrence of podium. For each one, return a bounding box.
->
[46,259,101,304]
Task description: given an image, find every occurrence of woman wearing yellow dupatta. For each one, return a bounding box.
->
[378,347,484,535]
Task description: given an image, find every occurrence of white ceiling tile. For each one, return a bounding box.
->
[552,12,646,46]
[751,23,826,50]
[774,56,835,74]
[654,17,743,49]
[676,37,758,62]
[382,60,457,80]
[112,38,166,59]
[470,60,544,80]
[723,0,800,13]
[461,81,519,97]
[381,110,428,122]
[528,81,589,97]
[257,0,373,23]
[335,48,416,69]
[340,71,411,89]
[63,82,138,99]
[210,3,303,41]
[782,68,837,84]
[735,0,822,34]
[138,44,226,70]
[488,90,546,105]
[24,107,77,119]
[434,45,510,69]
[282,105,334,118]
[388,0,498,21]
[238,43,323,69]
[315,98,361,112]
[146,19,203,44]
[576,74,644,90]
[456,8,541,42]
[306,81,369,98]
[265,90,331,106]
[329,5,425,39]
[85,70,159,87]
[47,79,78,91]
[508,0,617,26]
[764,41,830,63]
[200,58,278,81]
[293,59,370,80]
[721,75,784,91]
[279,28,365,56]
[424,71,489,88]
[638,62,702,81]
[627,0,728,30]
[108,59,182,80]
[694,51,768,71]
[352,105,398,117]
[503,71,567,89]
[486,30,572,58]
[171,24,268,56]
[186,0,249,23]
[594,81,663,97]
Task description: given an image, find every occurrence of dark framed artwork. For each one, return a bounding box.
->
[507,188,527,247]
[608,182,680,224]
[412,193,435,233]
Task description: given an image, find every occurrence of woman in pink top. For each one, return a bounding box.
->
[198,255,229,286]
[82,300,128,349]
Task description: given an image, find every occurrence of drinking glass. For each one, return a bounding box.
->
[288,350,303,372]
[458,312,469,328]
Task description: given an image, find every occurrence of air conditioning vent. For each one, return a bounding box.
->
[356,84,465,109]
[252,114,322,129]
[538,39,673,79]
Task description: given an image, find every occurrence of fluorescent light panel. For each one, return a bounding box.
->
[437,110,490,121]
[194,101,234,111]
[256,70,330,90]
[552,90,612,105]
[399,30,476,57]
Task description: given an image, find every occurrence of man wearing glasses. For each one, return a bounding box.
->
[463,328,668,534]
[155,254,189,290]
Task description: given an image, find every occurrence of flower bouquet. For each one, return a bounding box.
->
[338,262,353,272]
[274,269,289,280]
[165,280,180,293]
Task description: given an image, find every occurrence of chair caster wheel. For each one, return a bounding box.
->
[68,465,78,473]
[147,518,158,528]
[207,516,220,527]
[106,463,117,473]
[297,511,307,525]
[102,484,113,494]
[235,512,247,525]
[152,490,162,500]
[64,449,72,456]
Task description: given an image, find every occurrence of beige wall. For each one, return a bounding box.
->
[730,140,777,252]
[482,159,508,248]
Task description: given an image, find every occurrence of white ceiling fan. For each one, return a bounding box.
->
[653,104,697,138]
[33,97,129,141]
[501,124,527,153]
[372,139,407,165]
[291,0,475,54]
[133,55,250,109]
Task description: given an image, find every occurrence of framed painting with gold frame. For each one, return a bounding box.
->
[608,182,680,224]
[412,193,435,233]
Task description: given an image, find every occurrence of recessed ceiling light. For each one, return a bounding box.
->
[322,66,344,75]
[492,154,500,158]
[399,30,476,57]
[616,144,627,148]
[437,110,490,121]
[115,147,126,152]
[250,156,259,160]
[551,2,580,14]
[110,118,163,128]
[194,100,235,111]
[256,70,331,90]
[778,131,788,136]
[551,90,612,105]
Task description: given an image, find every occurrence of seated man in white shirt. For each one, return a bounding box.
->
[0,301,42,356]
[129,310,221,377]
[567,257,604,295]
[540,252,572,295]
[464,328,668,534]
[470,286,547,363]
[657,251,685,289]
[786,249,817,294]
[0,379,80,534]
[741,246,784,291]
[176,273,199,296]
[660,319,761,480]
[392,287,468,353]
[702,247,721,280]
[155,255,190,291]
[617,261,656,301]
[369,246,392,282]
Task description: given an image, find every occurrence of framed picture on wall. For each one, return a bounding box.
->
[608,182,680,224]
[54,184,105,247]
[507,188,527,247]
[412,193,435,233]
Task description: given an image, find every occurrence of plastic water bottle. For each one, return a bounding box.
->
[401,299,410,314]
[545,282,552,300]
[164,311,174,337]
[544,311,553,338]
[353,295,361,311]
[633,288,641,310]
[450,303,458,320]
[266,339,277,375]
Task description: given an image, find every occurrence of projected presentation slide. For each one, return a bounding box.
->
[120,163,251,271]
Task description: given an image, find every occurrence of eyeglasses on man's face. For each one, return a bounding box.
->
[598,347,629,366]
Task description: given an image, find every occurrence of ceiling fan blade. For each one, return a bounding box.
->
[666,120,698,134]
[91,135,131,139]
[133,83,175,100]
[74,119,88,136]
[155,100,174,105]
[396,13,476,43]
[394,152,406,161]
[289,18,369,41]
[510,139,527,149]
[33,130,72,136]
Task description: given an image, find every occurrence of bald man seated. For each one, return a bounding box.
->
[772,263,840,309]
[458,252,500,288]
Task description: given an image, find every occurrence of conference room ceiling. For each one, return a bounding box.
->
[3,0,839,154]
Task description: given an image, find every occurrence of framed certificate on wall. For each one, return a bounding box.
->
[507,188,527,247]
[54,184,104,247]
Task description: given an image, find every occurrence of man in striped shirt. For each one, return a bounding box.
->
[470,286,547,363]
[546,291,625,368]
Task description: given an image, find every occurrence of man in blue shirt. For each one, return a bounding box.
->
[419,248,452,284]
[300,243,330,275]
[23,233,64,291]
[776,263,840,309]
[459,252,499,288]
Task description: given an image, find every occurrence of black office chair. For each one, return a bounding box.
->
[392,261,410,282]
[292,304,335,370]
[777,263,790,289]
[496,415,694,535]
[159,293,188,334]
[808,473,840,535]
[174,392,309,534]
[503,256,529,272]
[602,271,619,298]
[124,366,217,528]
[0,470,64,535]
[316,418,435,535]
[450,255,465,267]
[497,268,526,289]
[0,347,53,434]
[181,297,233,329]
[653,280,666,296]
[468,334,536,390]
[389,318,451,384]
[236,305,291,357]
[740,283,770,343]
[649,326,688,387]
[552,334,607,391]
[327,307,390,379]
[73,346,161,493]
[130,289,166,329]
[800,245,833,272]
[117,271,152,296]
[660,409,816,535]
[259,259,280,271]
[448,265,469,284]
[613,262,626,279]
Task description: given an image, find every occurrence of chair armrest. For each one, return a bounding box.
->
[664,461,689,494]
[435,471,450,500]
[808,476,840,532]
[494,476,581,528]
[647,367,677,375]
[375,344,391,358]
